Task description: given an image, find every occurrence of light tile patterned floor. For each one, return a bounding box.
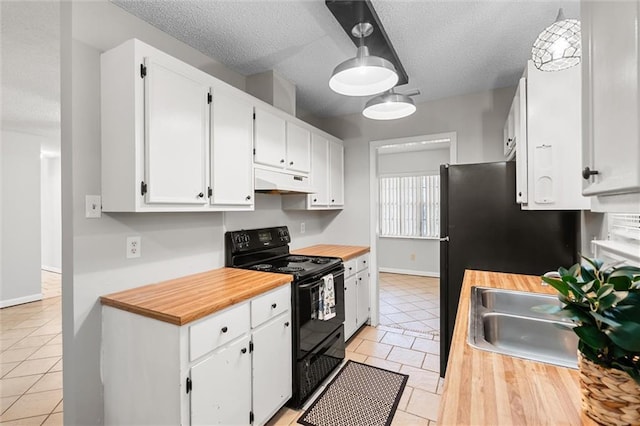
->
[0,272,62,425]
[379,272,440,337]
[267,272,442,425]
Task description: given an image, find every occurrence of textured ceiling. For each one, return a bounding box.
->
[1,1,60,147]
[113,0,580,119]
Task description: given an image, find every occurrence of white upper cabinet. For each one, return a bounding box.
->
[329,140,344,206]
[144,56,210,205]
[285,122,311,173]
[310,134,329,206]
[101,39,254,212]
[254,108,287,169]
[581,1,640,212]
[282,133,344,210]
[210,88,254,207]
[511,60,590,210]
[254,108,311,175]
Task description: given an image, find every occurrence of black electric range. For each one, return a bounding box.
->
[225,226,345,408]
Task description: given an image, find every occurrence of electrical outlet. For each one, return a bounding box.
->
[300,222,306,234]
[85,195,102,218]
[126,236,141,259]
[410,253,416,261]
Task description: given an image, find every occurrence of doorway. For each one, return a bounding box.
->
[368,132,457,338]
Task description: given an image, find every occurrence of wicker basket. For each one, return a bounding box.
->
[579,353,640,425]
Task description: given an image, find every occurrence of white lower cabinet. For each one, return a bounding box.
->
[191,336,252,425]
[252,313,292,425]
[343,253,370,340]
[102,285,291,426]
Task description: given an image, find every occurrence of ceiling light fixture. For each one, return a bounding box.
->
[329,22,399,96]
[531,8,581,72]
[362,89,420,120]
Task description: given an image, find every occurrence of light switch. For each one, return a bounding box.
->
[85,195,102,218]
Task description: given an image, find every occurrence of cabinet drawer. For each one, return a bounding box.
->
[251,285,291,328]
[189,303,250,361]
[344,259,357,278]
[357,254,369,272]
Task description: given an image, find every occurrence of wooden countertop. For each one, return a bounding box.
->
[292,244,370,261]
[438,269,596,425]
[100,268,292,326]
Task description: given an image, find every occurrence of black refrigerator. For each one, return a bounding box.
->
[439,161,578,377]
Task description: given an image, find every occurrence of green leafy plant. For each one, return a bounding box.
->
[538,257,640,384]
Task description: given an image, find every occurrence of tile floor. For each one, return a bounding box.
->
[267,272,442,425]
[0,271,62,425]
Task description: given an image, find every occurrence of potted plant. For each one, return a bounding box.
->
[539,257,640,425]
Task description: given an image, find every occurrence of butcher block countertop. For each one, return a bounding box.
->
[438,269,597,426]
[100,268,291,326]
[292,244,369,261]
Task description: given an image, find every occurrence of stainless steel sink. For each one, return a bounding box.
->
[468,286,578,369]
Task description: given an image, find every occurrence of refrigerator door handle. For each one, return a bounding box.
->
[439,236,450,242]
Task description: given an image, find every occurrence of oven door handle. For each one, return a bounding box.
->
[298,281,322,290]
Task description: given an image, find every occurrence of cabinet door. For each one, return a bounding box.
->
[514,78,528,204]
[252,314,292,426]
[344,275,357,339]
[329,141,344,206]
[190,335,251,425]
[582,2,640,196]
[143,56,209,205]
[310,134,329,206]
[210,90,254,206]
[254,108,286,169]
[356,271,370,328]
[286,122,311,173]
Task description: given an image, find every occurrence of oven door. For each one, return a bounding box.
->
[294,268,345,360]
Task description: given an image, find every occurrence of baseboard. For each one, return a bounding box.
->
[378,267,440,278]
[0,293,43,308]
[42,266,62,274]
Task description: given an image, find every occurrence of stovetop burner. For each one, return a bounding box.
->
[311,257,332,264]
[286,256,311,263]
[251,264,273,271]
[277,266,305,273]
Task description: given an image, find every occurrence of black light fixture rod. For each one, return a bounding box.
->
[325,0,409,86]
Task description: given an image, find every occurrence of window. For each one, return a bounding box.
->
[378,174,440,238]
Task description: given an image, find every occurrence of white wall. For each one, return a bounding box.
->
[41,155,61,272]
[63,2,341,424]
[377,148,449,276]
[319,87,514,247]
[0,130,42,307]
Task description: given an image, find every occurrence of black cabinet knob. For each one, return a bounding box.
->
[246,195,252,200]
[313,198,317,202]
[284,322,290,327]
[518,192,522,197]
[221,326,228,333]
[280,159,285,163]
[331,199,335,203]
[198,192,204,198]
[289,161,294,166]
[241,347,247,354]
[582,167,599,180]
[271,303,277,309]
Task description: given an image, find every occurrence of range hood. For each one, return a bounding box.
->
[254,167,316,194]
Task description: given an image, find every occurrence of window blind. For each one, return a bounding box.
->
[379,175,440,238]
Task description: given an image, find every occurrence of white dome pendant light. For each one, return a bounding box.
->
[329,22,399,96]
[531,8,581,72]
[363,89,420,120]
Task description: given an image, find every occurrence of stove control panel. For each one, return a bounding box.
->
[225,226,290,254]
